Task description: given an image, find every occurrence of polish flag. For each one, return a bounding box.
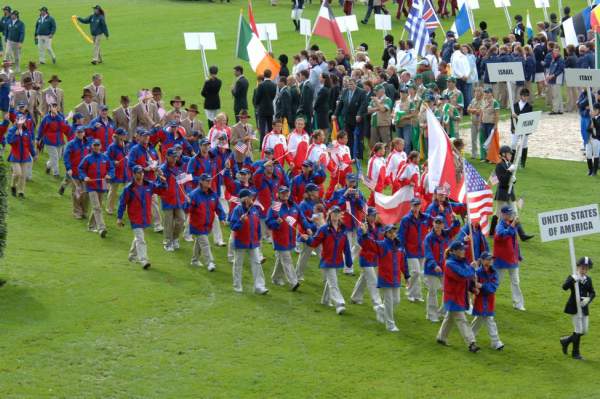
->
[312,1,349,55]
[374,185,414,225]
[426,109,463,201]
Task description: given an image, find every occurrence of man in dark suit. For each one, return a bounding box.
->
[297,69,314,133]
[201,65,222,129]
[333,78,367,160]
[381,34,395,69]
[254,68,277,143]
[232,65,249,122]
[275,76,293,129]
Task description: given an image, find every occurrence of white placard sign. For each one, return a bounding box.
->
[514,111,541,136]
[534,0,549,7]
[486,62,525,82]
[335,15,359,32]
[493,0,510,6]
[183,32,217,50]
[299,18,311,35]
[538,204,600,242]
[565,68,600,88]
[374,14,392,31]
[257,23,278,41]
[466,0,480,9]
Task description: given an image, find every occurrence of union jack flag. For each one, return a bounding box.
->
[421,0,442,33]
[459,160,494,236]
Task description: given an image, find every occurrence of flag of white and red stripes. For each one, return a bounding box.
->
[374,185,414,225]
[459,160,494,235]
[235,142,248,154]
[285,215,297,226]
[271,201,282,212]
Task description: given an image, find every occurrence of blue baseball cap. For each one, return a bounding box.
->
[72,112,84,120]
[449,240,466,251]
[136,128,150,136]
[278,186,290,193]
[132,165,144,174]
[75,126,86,133]
[501,205,515,215]
[115,128,127,136]
[382,224,398,233]
[200,138,210,145]
[239,168,251,175]
[17,100,27,108]
[239,188,253,198]
[367,206,377,216]
[302,160,313,167]
[410,197,422,205]
[305,183,319,192]
[166,148,177,157]
[346,173,358,183]
[433,215,445,223]
[199,173,211,181]
[92,139,101,146]
[329,205,342,213]
[99,105,109,112]
[480,251,494,260]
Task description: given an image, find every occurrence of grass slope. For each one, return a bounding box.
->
[1,0,599,397]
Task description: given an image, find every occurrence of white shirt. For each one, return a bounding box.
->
[450,50,471,79]
[287,131,310,156]
[385,150,407,180]
[425,54,440,78]
[262,132,288,153]
[307,143,328,166]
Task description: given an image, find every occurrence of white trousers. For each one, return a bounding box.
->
[5,40,21,71]
[350,267,382,307]
[233,248,266,292]
[87,191,105,231]
[321,268,345,308]
[260,219,272,242]
[437,311,476,345]
[45,145,63,176]
[382,287,400,329]
[471,316,502,348]
[585,138,600,159]
[550,84,563,113]
[192,234,214,265]
[498,268,524,309]
[347,230,360,265]
[93,34,104,62]
[272,250,298,287]
[424,274,442,320]
[152,194,162,229]
[37,35,56,63]
[572,314,590,335]
[227,231,235,261]
[211,215,224,244]
[129,228,148,264]
[406,257,424,300]
[295,242,321,280]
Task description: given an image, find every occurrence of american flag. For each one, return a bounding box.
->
[404,0,433,56]
[459,160,494,235]
[271,201,282,212]
[285,215,297,227]
[234,142,247,154]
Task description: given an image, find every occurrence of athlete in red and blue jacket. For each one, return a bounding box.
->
[62,126,90,216]
[425,186,464,238]
[493,205,525,311]
[456,221,489,264]
[157,147,188,252]
[127,129,160,181]
[187,138,215,185]
[253,161,289,219]
[290,160,326,204]
[117,165,166,270]
[266,186,301,290]
[7,116,37,198]
[436,240,480,352]
[188,173,226,271]
[78,139,114,192]
[470,252,504,350]
[105,128,130,214]
[295,183,325,282]
[37,104,70,177]
[87,106,115,151]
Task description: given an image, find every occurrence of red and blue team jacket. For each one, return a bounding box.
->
[251,159,287,183]
[326,188,366,231]
[187,152,216,185]
[227,153,253,175]
[188,187,226,235]
[127,143,159,181]
[209,147,232,195]
[117,180,165,228]
[265,201,300,251]
[105,142,129,183]
[426,200,464,237]
[397,211,432,258]
[229,204,262,249]
[157,162,187,210]
[87,116,115,151]
[297,198,321,236]
[63,137,90,178]
[78,152,114,192]
[471,266,499,316]
[66,122,84,141]
[304,223,352,269]
[223,169,253,215]
[37,113,69,146]
[253,167,289,218]
[424,229,454,277]
[359,235,409,288]
[290,168,326,204]
[0,118,9,144]
[456,223,489,264]
[443,254,476,312]
[493,219,522,269]
[151,128,193,158]
[7,126,36,163]
[357,223,384,267]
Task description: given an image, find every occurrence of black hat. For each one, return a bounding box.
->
[499,145,512,155]
[3,6,11,12]
[11,9,18,16]
[577,257,593,268]
[515,15,523,22]
[40,6,48,12]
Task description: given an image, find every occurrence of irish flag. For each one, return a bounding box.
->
[426,108,463,201]
[374,186,414,224]
[236,13,280,77]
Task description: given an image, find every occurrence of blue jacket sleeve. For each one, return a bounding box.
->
[117,187,128,220]
[481,272,499,295]
[305,225,325,247]
[343,232,353,267]
[495,222,516,237]
[423,235,437,273]
[63,143,72,171]
[107,156,115,179]
[228,207,244,231]
[396,218,407,247]
[447,261,475,279]
[78,157,88,179]
[265,208,280,229]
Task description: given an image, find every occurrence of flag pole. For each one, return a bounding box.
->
[462,159,477,262]
[503,5,512,31]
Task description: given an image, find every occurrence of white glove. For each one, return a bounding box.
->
[511,176,517,183]
[572,274,580,282]
[581,297,591,307]
[508,164,516,172]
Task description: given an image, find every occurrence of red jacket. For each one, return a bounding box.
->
[443,255,475,312]
[117,180,165,228]
[188,187,226,235]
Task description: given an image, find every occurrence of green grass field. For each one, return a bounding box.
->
[2,1,600,398]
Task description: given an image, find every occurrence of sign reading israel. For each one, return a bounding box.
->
[486,62,525,83]
[538,204,600,242]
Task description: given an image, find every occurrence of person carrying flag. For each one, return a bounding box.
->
[36,102,69,178]
[295,183,324,281]
[290,159,326,204]
[63,126,90,218]
[117,165,166,270]
[266,186,301,291]
[105,128,129,215]
[157,147,188,252]
[7,115,37,198]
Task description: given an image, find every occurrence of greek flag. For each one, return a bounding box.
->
[404,0,430,57]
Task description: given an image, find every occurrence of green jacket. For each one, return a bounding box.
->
[6,19,25,43]
[35,15,56,36]
[77,14,108,37]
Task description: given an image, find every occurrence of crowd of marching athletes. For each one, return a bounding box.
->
[1,6,596,358]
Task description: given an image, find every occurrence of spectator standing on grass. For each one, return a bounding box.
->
[4,10,24,73]
[254,69,277,143]
[77,5,109,65]
[232,66,249,122]
[546,46,564,115]
[201,65,222,129]
[34,6,56,65]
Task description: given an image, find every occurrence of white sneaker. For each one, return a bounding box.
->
[294,246,301,254]
[416,297,425,303]
[311,251,317,256]
[387,324,399,332]
[494,342,505,350]
[343,267,354,275]
[128,255,137,262]
[228,258,234,264]
[164,242,174,252]
[184,234,194,242]
[407,296,416,303]
[514,305,526,311]
[154,225,164,233]
[207,263,216,272]
[190,259,202,267]
[216,241,226,247]
[336,305,346,315]
[271,279,285,286]
[375,306,385,323]
[255,287,269,295]
[233,286,243,293]
[172,239,180,250]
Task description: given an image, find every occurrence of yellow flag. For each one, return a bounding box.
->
[331,118,338,141]
[71,15,94,44]
[282,118,289,137]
